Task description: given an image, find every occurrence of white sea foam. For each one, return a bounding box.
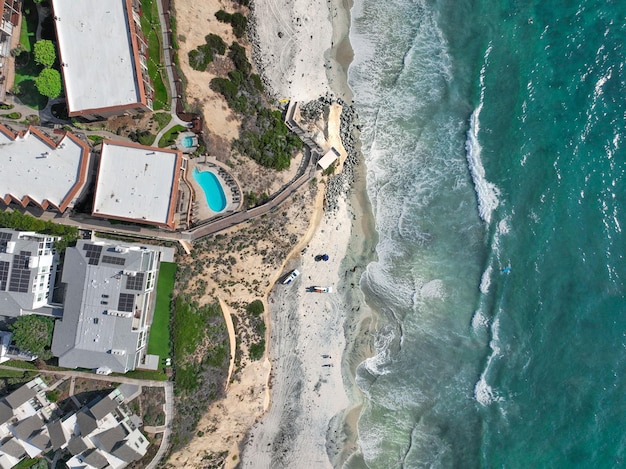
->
[474,373,498,406]
[471,309,489,332]
[479,266,492,295]
[497,217,510,235]
[474,318,504,406]
[465,44,501,225]
[420,279,445,299]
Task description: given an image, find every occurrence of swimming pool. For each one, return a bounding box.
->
[193,169,227,212]
[182,136,194,149]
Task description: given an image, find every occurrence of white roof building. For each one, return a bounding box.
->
[0,125,90,212]
[92,141,183,229]
[51,0,153,119]
[317,147,340,170]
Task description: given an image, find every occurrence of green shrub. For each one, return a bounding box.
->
[246,300,264,316]
[205,34,227,55]
[35,68,62,98]
[33,40,56,68]
[215,10,247,38]
[249,340,265,361]
[10,316,55,360]
[87,135,104,145]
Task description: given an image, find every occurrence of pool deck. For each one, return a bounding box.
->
[187,157,241,224]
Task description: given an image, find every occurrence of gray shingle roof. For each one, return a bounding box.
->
[5,384,36,409]
[112,441,143,462]
[67,435,88,455]
[82,448,109,469]
[0,437,25,458]
[0,400,12,424]
[76,410,98,436]
[28,430,51,450]
[94,424,127,452]
[12,414,43,440]
[89,396,117,420]
[47,420,67,450]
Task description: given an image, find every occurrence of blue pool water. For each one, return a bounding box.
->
[182,136,194,149]
[192,169,226,212]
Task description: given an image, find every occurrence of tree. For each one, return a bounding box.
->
[35,68,62,98]
[34,40,56,68]
[9,315,55,360]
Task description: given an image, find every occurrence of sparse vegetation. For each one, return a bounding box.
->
[170,295,229,448]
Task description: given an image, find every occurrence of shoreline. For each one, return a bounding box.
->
[241,0,380,465]
[163,0,378,464]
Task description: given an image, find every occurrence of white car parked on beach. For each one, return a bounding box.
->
[283,269,300,285]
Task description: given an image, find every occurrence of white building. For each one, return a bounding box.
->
[0,124,91,212]
[51,0,153,119]
[92,140,183,230]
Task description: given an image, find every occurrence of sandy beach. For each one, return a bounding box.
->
[165,0,372,466]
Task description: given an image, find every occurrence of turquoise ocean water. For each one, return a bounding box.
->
[347,0,626,466]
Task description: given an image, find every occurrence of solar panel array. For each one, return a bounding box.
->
[125,272,145,291]
[0,261,9,290]
[0,232,12,252]
[102,255,126,266]
[117,293,135,312]
[83,244,103,266]
[9,251,32,293]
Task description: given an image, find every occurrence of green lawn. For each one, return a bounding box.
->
[147,262,176,362]
[140,0,169,110]
[158,124,186,148]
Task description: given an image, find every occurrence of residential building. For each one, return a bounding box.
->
[92,140,183,230]
[0,379,149,469]
[0,229,62,321]
[52,239,163,373]
[0,124,91,212]
[51,0,154,119]
[0,377,53,468]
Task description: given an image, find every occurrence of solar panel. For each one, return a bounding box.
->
[88,257,99,265]
[8,253,31,293]
[0,232,12,251]
[125,272,145,291]
[83,244,103,258]
[102,255,126,266]
[117,293,135,312]
[0,261,9,290]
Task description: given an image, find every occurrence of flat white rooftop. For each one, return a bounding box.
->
[52,0,143,114]
[0,125,89,211]
[93,141,181,228]
[318,147,340,170]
